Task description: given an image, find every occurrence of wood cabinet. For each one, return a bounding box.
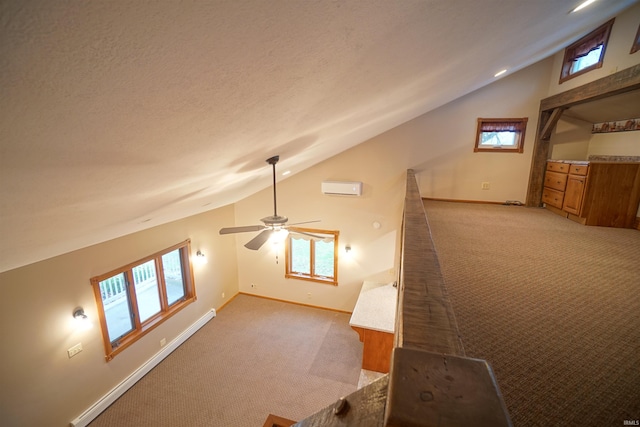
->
[543,160,640,228]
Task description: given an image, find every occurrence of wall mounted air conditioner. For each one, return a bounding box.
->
[321,181,363,196]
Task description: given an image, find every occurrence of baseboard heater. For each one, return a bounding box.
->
[321,181,363,196]
[70,308,216,427]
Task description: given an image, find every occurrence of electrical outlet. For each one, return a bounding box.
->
[160,338,166,347]
[67,343,83,358]
[482,182,490,190]
[251,283,257,289]
[221,292,225,299]
[307,292,312,299]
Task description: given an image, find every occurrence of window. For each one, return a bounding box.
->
[285,227,339,285]
[559,19,614,83]
[90,240,196,361]
[474,118,528,153]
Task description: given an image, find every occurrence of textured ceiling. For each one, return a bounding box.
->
[0,0,636,272]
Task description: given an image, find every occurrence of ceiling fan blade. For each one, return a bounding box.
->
[287,220,321,226]
[244,229,274,250]
[219,225,265,235]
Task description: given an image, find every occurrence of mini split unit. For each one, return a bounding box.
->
[321,181,363,196]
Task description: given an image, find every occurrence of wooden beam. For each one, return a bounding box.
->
[540,107,565,141]
[540,63,640,111]
[395,169,465,355]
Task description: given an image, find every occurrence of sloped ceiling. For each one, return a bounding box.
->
[0,0,636,272]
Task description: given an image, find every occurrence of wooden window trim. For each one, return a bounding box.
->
[559,18,614,84]
[285,227,339,286]
[90,240,197,361]
[631,23,640,54]
[474,118,528,153]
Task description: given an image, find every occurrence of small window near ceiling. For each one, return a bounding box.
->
[90,240,196,361]
[559,19,614,83]
[474,118,528,153]
[285,227,339,285]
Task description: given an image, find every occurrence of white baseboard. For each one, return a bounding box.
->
[70,308,216,427]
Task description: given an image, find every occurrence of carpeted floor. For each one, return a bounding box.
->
[89,294,362,427]
[423,200,640,427]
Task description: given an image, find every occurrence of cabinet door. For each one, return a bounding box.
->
[563,175,586,215]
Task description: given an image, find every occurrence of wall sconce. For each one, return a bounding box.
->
[345,245,352,255]
[195,250,207,264]
[73,307,92,330]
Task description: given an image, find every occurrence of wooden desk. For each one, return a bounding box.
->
[349,281,397,373]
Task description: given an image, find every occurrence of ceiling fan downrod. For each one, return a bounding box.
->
[266,155,279,218]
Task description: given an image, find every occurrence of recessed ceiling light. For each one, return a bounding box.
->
[572,0,597,13]
[282,170,291,176]
[494,69,507,77]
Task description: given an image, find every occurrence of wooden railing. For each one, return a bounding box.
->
[294,170,512,427]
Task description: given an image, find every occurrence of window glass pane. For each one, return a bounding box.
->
[291,238,310,274]
[480,131,517,147]
[314,240,334,277]
[99,273,134,342]
[162,249,185,305]
[133,260,161,322]
[570,45,602,74]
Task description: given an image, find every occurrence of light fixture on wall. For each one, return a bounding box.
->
[195,250,208,264]
[73,307,92,330]
[344,245,354,258]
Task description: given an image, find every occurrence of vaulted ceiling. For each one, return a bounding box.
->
[0,0,636,272]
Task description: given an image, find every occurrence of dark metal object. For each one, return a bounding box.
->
[294,376,388,427]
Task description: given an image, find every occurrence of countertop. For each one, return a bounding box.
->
[349,281,398,334]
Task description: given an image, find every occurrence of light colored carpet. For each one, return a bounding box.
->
[89,294,362,427]
[423,200,640,427]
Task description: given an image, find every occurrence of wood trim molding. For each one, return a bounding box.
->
[262,414,296,427]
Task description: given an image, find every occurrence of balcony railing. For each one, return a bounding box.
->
[293,170,512,427]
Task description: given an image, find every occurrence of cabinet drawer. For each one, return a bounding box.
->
[546,162,570,173]
[544,171,568,191]
[542,187,565,209]
[568,164,588,176]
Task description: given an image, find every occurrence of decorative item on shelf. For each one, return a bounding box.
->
[592,118,640,133]
[73,307,92,330]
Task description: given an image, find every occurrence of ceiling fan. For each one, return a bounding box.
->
[219,155,320,250]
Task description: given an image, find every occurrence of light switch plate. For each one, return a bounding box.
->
[67,343,83,358]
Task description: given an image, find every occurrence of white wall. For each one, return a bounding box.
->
[0,205,238,427]
[233,57,556,311]
[414,58,554,203]
[233,140,407,312]
[588,131,640,157]
[550,116,592,160]
[547,2,640,96]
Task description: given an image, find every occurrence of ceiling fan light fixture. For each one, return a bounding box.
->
[219,155,320,251]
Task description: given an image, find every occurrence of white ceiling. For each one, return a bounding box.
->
[0,0,636,272]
